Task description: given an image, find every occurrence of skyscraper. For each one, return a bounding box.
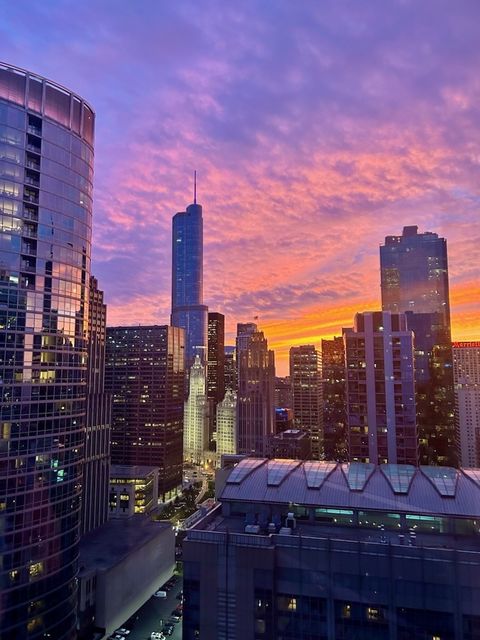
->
[453,341,480,467]
[236,328,276,456]
[215,388,237,459]
[207,312,225,404]
[380,226,455,465]
[344,311,417,464]
[290,345,323,459]
[105,325,185,501]
[322,336,348,461]
[0,63,94,640]
[184,354,209,464]
[207,312,225,448]
[81,276,111,535]
[224,345,237,393]
[171,176,208,365]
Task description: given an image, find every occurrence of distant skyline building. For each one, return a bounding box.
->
[274,376,292,409]
[344,311,417,465]
[215,389,237,460]
[237,328,276,456]
[207,312,225,447]
[224,345,237,392]
[380,225,456,466]
[105,325,185,501]
[171,175,208,364]
[184,354,209,465]
[0,63,94,640]
[81,276,111,536]
[322,336,348,461]
[290,345,323,459]
[236,321,258,359]
[453,341,480,468]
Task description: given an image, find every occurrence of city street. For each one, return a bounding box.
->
[126,578,183,640]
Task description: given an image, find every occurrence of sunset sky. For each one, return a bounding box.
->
[2,1,479,374]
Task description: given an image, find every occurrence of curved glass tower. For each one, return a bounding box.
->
[0,63,94,639]
[171,188,208,364]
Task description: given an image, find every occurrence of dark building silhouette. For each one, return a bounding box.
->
[290,345,323,459]
[237,329,275,456]
[380,226,456,465]
[105,325,185,501]
[322,336,348,461]
[275,376,292,409]
[267,428,312,459]
[224,345,237,392]
[0,63,94,640]
[81,276,111,535]
[207,312,225,447]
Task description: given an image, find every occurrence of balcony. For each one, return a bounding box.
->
[26,159,40,171]
[25,176,40,188]
[28,125,42,137]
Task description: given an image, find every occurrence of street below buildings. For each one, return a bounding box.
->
[125,577,183,640]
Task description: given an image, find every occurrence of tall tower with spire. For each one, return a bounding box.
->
[171,173,208,364]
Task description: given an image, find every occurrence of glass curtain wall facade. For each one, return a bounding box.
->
[322,337,348,461]
[380,226,455,465]
[0,63,94,640]
[171,198,207,365]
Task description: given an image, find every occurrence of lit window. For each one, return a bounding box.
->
[342,604,351,619]
[367,607,380,621]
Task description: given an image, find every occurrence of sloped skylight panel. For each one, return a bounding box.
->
[267,459,301,486]
[342,462,375,490]
[381,464,416,494]
[227,458,266,484]
[420,466,458,497]
[304,461,337,488]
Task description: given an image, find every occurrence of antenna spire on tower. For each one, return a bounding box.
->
[194,170,197,204]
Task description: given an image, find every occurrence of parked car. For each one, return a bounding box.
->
[150,632,164,640]
[162,625,173,637]
[154,590,167,598]
[169,615,181,623]
[115,629,130,636]
[176,590,183,600]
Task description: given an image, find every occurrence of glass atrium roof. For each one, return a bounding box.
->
[420,466,458,497]
[267,459,301,486]
[303,461,337,489]
[381,464,416,494]
[462,468,480,489]
[227,458,266,484]
[342,462,375,490]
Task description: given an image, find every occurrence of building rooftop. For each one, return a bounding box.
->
[110,464,158,479]
[219,459,480,519]
[79,516,171,574]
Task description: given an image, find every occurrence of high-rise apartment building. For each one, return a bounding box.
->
[207,312,225,404]
[105,326,185,501]
[236,329,275,456]
[290,345,323,459]
[224,345,237,392]
[171,180,208,365]
[184,355,209,464]
[322,337,348,461]
[0,63,94,640]
[215,389,237,459]
[207,312,225,448]
[380,226,455,465]
[81,276,111,535]
[453,341,480,467]
[344,312,417,465]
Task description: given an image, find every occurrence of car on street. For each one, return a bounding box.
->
[162,625,174,636]
[169,615,181,623]
[150,632,164,640]
[154,590,167,598]
[115,629,130,636]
